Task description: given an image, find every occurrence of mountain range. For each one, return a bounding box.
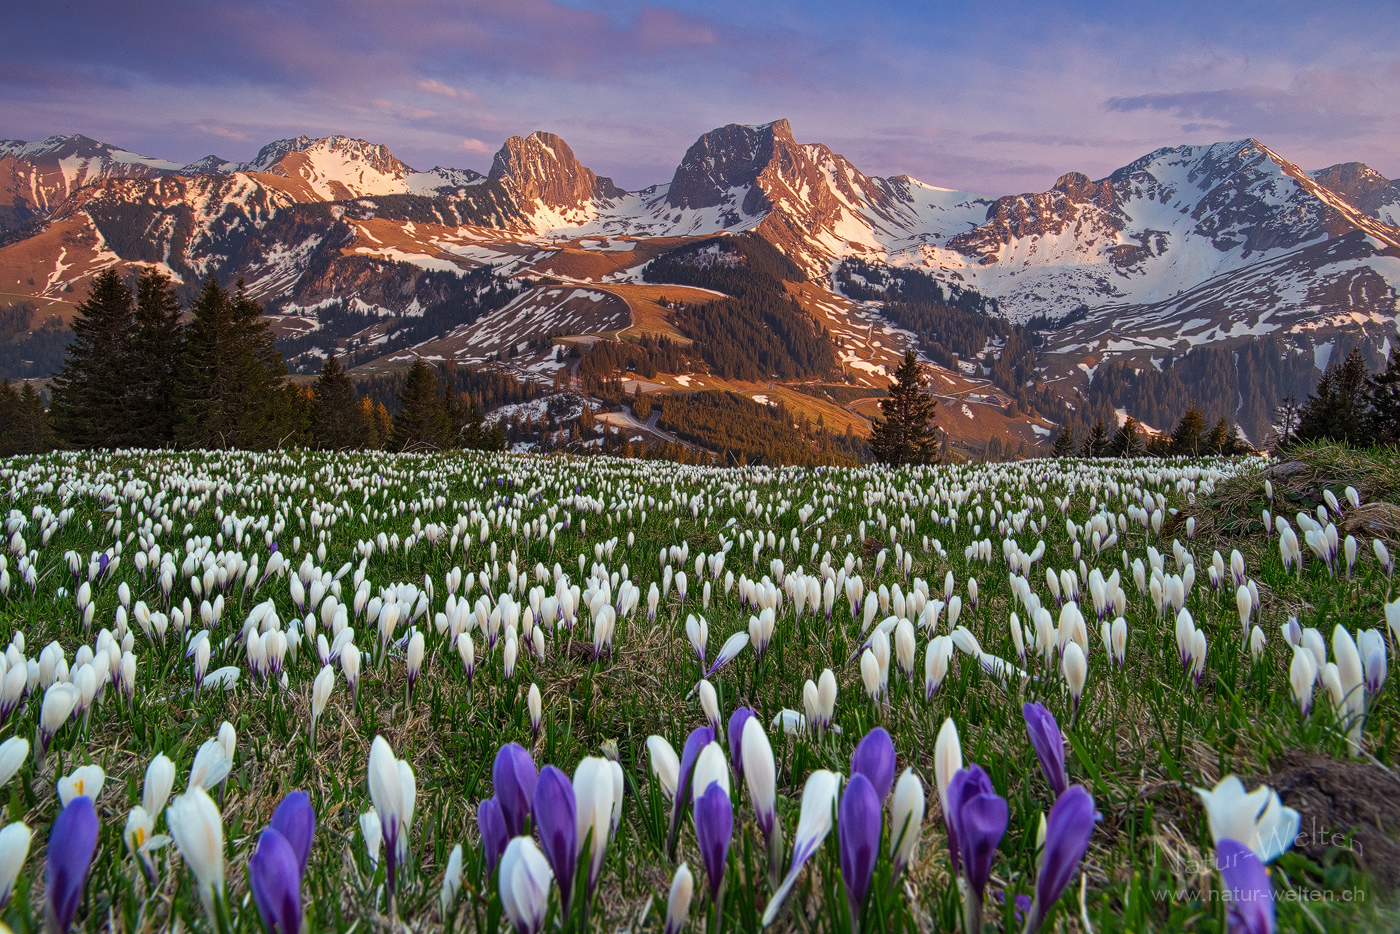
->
[1,119,1398,451]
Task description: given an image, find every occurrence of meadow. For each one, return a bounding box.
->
[0,443,1393,933]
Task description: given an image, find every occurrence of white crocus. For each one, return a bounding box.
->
[0,821,30,907]
[890,768,925,879]
[166,787,226,919]
[57,764,104,806]
[647,735,680,801]
[499,836,553,934]
[1194,775,1300,864]
[762,770,841,927]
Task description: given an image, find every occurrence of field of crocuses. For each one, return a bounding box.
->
[0,446,1393,933]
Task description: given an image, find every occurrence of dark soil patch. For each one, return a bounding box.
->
[1260,751,1400,889]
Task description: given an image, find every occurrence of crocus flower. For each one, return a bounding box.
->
[934,718,963,873]
[889,768,925,883]
[528,684,542,743]
[367,735,416,897]
[838,773,881,930]
[167,788,225,921]
[56,764,104,806]
[665,862,694,934]
[946,766,1007,934]
[705,631,749,678]
[727,706,754,777]
[1022,702,1069,799]
[47,795,98,933]
[249,828,302,934]
[0,737,27,790]
[1217,838,1275,934]
[762,770,841,927]
[493,743,539,838]
[667,726,713,860]
[499,836,553,934]
[0,820,30,908]
[478,797,509,875]
[694,780,733,902]
[143,753,175,817]
[440,844,464,918]
[850,727,896,802]
[647,735,680,801]
[573,756,617,901]
[270,790,316,877]
[1021,785,1097,934]
[1194,776,1299,864]
[532,765,577,916]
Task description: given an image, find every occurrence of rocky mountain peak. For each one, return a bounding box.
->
[487,131,620,210]
[665,120,793,212]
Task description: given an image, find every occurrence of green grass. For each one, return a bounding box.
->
[0,447,1393,933]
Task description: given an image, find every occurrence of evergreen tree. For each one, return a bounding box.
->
[1296,348,1371,445]
[1170,404,1206,455]
[1051,425,1075,458]
[0,380,58,455]
[392,358,451,451]
[310,354,372,450]
[1081,419,1110,457]
[869,351,939,465]
[1366,347,1400,446]
[1110,417,1143,458]
[50,269,138,448]
[173,276,307,450]
[127,269,185,446]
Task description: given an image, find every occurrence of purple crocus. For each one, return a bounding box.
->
[249,828,302,934]
[727,707,754,778]
[946,766,1007,934]
[492,743,538,838]
[1217,838,1275,934]
[269,791,316,878]
[46,795,99,934]
[693,780,733,902]
[1022,785,1097,934]
[532,765,578,916]
[1022,703,1069,799]
[838,773,882,930]
[667,726,714,860]
[850,727,896,802]
[478,797,509,876]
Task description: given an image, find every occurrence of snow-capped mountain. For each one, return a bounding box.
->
[2,120,1398,436]
[0,134,188,231]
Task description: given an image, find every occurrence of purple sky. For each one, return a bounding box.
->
[2,0,1397,195]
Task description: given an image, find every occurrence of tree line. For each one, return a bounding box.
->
[0,269,508,456]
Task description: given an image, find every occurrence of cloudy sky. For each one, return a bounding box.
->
[2,0,1396,194]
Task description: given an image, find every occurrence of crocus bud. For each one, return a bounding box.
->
[532,765,578,916]
[528,683,543,742]
[0,820,30,907]
[166,788,225,920]
[47,796,98,933]
[665,862,694,934]
[499,836,553,934]
[838,773,882,928]
[890,769,925,881]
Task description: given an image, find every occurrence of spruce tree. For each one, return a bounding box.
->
[1110,417,1143,458]
[1082,419,1110,457]
[0,380,57,455]
[128,269,185,446]
[1170,404,1206,455]
[1366,347,1400,445]
[1296,348,1371,445]
[869,351,939,465]
[173,276,307,450]
[392,359,450,451]
[1051,425,1075,458]
[50,269,138,448]
[310,353,371,450]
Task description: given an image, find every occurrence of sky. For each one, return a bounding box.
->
[2,0,1397,195]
